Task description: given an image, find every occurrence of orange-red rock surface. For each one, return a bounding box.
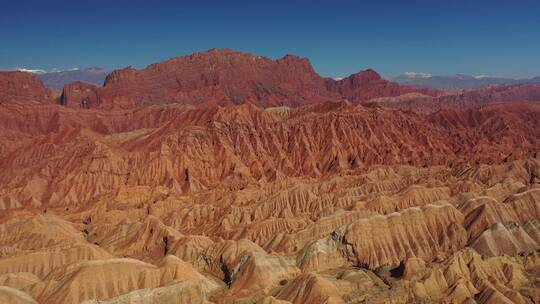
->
[58,49,440,109]
[0,72,52,104]
[0,51,539,303]
[327,69,439,102]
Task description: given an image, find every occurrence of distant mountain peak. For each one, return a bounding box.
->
[394,72,540,90]
[15,68,48,75]
[24,67,111,89]
[402,72,432,79]
[472,74,494,79]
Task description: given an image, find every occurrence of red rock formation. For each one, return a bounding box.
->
[59,81,100,109]
[438,83,540,108]
[341,203,467,269]
[59,49,441,109]
[0,100,538,211]
[0,157,539,303]
[327,69,439,102]
[367,82,540,112]
[57,50,540,111]
[0,72,52,104]
[61,49,339,109]
[0,52,539,304]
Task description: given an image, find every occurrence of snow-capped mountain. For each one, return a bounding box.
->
[37,67,109,89]
[3,67,110,89]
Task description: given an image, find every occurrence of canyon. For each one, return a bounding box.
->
[0,49,539,304]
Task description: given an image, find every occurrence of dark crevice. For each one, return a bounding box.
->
[221,263,233,288]
[390,261,405,278]
[184,168,190,182]
[163,236,169,255]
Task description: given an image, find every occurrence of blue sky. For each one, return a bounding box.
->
[1,0,539,78]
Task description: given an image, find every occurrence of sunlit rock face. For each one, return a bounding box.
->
[1,51,540,304]
[59,48,438,110]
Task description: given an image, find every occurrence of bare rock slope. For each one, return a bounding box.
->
[0,51,539,303]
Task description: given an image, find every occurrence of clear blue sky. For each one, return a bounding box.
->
[1,0,539,78]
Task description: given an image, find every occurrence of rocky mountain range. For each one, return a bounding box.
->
[58,49,438,109]
[2,67,109,89]
[36,67,109,89]
[394,72,540,90]
[0,49,539,304]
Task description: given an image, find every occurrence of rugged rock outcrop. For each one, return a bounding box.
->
[438,82,540,108]
[33,256,217,304]
[0,72,52,104]
[60,49,340,109]
[471,221,540,256]
[0,156,538,303]
[0,58,539,303]
[328,69,439,102]
[1,100,538,212]
[340,203,467,269]
[60,81,100,109]
[371,83,540,113]
[412,249,537,304]
[59,49,440,109]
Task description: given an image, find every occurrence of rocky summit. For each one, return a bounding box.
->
[0,49,539,304]
[58,49,438,109]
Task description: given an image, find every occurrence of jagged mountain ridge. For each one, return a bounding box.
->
[1,96,539,207]
[0,49,539,304]
[394,72,540,90]
[58,48,438,109]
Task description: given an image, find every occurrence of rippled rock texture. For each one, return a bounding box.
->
[0,51,539,303]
